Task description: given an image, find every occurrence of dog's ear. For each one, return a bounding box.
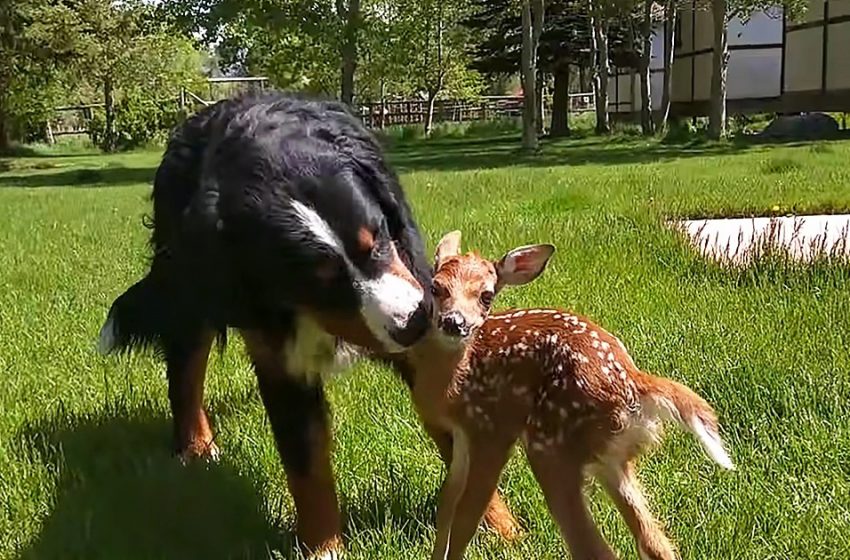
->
[434,231,462,269]
[495,244,555,291]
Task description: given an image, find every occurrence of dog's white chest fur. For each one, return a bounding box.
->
[285,314,360,384]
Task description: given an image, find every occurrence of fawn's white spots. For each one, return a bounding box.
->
[572,401,581,409]
[597,351,606,360]
[619,371,627,380]
[590,331,599,339]
[607,352,616,362]
[602,365,611,375]
[600,341,611,351]
[592,339,600,349]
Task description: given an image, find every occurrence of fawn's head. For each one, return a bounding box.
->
[429,231,555,347]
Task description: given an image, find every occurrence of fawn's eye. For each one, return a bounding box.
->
[431,283,445,298]
[479,290,494,307]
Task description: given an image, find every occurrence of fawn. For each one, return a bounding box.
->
[404,231,735,560]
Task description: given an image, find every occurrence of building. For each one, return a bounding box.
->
[608,0,850,116]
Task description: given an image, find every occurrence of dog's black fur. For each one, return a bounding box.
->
[103,92,432,355]
[98,92,435,552]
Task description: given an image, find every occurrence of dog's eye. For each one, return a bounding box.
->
[479,290,494,307]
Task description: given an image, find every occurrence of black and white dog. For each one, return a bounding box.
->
[98,92,518,558]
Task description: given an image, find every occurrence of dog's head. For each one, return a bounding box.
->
[233,110,431,353]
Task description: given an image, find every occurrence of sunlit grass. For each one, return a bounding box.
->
[1,135,849,559]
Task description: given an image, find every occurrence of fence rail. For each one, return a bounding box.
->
[49,91,596,139]
[357,93,595,129]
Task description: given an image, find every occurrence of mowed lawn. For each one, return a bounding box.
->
[1,134,849,560]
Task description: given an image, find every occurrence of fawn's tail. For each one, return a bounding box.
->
[643,375,735,470]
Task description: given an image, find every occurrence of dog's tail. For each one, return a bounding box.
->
[642,375,735,470]
[97,273,176,355]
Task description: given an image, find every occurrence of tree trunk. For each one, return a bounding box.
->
[103,76,116,152]
[424,90,438,137]
[550,65,571,137]
[0,108,10,153]
[536,71,546,134]
[338,0,360,106]
[590,2,610,135]
[639,0,655,135]
[658,0,676,131]
[709,0,728,140]
[378,77,386,129]
[520,0,539,150]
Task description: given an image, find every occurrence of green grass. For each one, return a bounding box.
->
[1,134,850,559]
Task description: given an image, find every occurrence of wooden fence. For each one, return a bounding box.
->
[49,90,596,139]
[357,93,595,129]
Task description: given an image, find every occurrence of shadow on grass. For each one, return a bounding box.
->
[15,408,281,560]
[0,166,156,188]
[386,133,756,173]
[387,132,850,174]
[14,397,439,559]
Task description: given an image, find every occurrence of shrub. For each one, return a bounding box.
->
[89,94,186,152]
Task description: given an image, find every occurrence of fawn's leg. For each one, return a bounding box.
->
[431,429,471,560]
[422,421,522,541]
[597,461,678,560]
[444,436,515,560]
[165,329,218,462]
[394,356,520,540]
[527,450,617,560]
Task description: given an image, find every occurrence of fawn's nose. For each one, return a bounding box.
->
[439,311,470,338]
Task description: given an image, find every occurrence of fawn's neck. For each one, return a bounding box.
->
[405,330,473,424]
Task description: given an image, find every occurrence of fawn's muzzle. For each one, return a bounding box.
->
[438,311,470,338]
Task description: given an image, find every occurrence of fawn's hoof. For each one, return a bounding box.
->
[484,503,524,541]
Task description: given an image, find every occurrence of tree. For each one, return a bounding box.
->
[589,0,611,134]
[708,0,728,139]
[707,0,807,139]
[520,0,544,150]
[0,0,78,150]
[657,0,677,132]
[406,0,479,135]
[337,0,361,105]
[637,0,655,135]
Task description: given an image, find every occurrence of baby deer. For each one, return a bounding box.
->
[405,231,735,560]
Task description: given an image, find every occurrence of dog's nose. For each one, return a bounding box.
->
[390,304,430,347]
[439,312,469,337]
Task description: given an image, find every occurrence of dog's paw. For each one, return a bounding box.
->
[178,440,221,465]
[307,536,344,560]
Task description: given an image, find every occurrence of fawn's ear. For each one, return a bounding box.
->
[495,244,555,290]
[434,230,462,269]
